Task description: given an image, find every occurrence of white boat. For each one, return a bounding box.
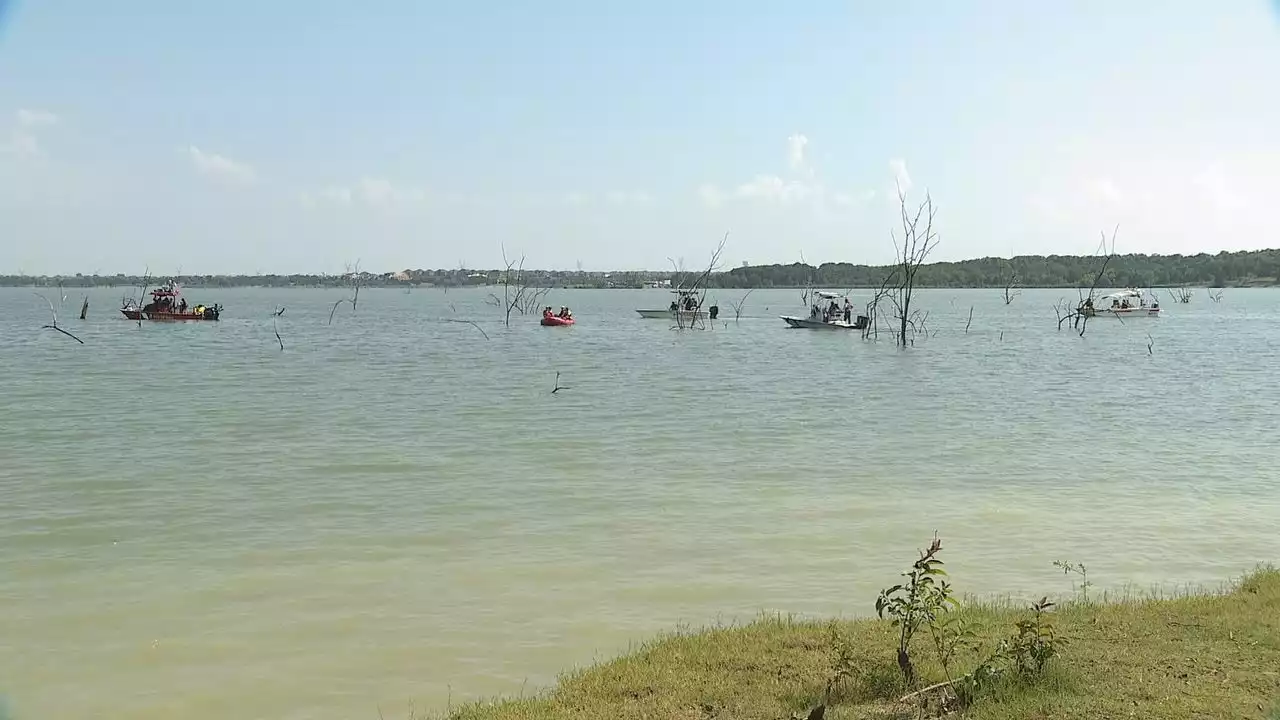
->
[780,291,868,330]
[1086,289,1161,318]
[636,308,709,320]
[636,289,708,320]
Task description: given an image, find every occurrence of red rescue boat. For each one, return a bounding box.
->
[540,315,575,326]
[121,280,222,321]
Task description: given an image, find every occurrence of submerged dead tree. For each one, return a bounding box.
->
[1053,226,1119,337]
[487,246,552,327]
[1168,287,1193,304]
[272,306,285,351]
[34,292,84,344]
[328,261,364,325]
[668,232,728,331]
[883,186,939,347]
[726,287,754,324]
[1002,262,1020,305]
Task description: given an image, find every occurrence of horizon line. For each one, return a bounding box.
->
[5,245,1278,278]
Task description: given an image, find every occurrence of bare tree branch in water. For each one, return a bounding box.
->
[1002,262,1021,305]
[486,246,551,327]
[1146,333,1154,355]
[34,292,84,344]
[79,295,89,320]
[272,306,285,351]
[328,260,364,325]
[551,371,570,394]
[1167,286,1193,304]
[1209,289,1224,303]
[1054,226,1119,337]
[880,184,939,347]
[444,318,490,340]
[861,271,897,341]
[670,232,728,331]
[726,287,754,324]
[964,305,974,334]
[124,267,151,328]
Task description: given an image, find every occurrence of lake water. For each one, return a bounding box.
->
[1,285,1277,720]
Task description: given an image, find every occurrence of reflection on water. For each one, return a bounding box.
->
[1,286,1277,719]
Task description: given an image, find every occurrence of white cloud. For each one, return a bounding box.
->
[698,135,875,212]
[605,190,652,205]
[1086,177,1122,204]
[787,133,809,171]
[187,145,257,185]
[1193,165,1245,211]
[0,131,39,156]
[16,109,59,128]
[357,176,426,206]
[557,190,652,206]
[1,108,59,156]
[734,174,820,204]
[301,177,427,209]
[697,183,725,209]
[889,158,912,194]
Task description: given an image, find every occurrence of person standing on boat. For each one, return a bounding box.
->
[842,299,852,324]
[178,298,188,313]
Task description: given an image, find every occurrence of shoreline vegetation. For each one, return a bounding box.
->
[4,247,1280,290]
[440,558,1280,720]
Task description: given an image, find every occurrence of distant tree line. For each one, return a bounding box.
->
[4,248,1278,289]
[711,248,1280,289]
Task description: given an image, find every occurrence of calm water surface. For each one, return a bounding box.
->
[1,286,1277,719]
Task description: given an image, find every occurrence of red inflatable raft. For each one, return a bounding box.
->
[540,315,575,326]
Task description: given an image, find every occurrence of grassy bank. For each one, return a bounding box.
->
[446,568,1280,720]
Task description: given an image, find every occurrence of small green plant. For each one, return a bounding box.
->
[1005,597,1062,676]
[1053,560,1091,602]
[875,534,957,688]
[944,597,1064,710]
[826,621,859,689]
[929,613,975,682]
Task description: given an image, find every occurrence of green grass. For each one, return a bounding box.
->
[444,568,1280,720]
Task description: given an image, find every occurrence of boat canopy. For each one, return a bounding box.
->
[1099,289,1142,300]
[814,291,847,300]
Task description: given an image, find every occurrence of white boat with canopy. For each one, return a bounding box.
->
[1084,289,1161,318]
[636,289,709,320]
[780,291,868,330]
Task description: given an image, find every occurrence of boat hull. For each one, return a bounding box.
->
[540,316,575,326]
[1087,308,1160,318]
[120,309,220,321]
[781,315,867,330]
[636,309,708,320]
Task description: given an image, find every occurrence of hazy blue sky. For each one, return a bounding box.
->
[2,1,1279,273]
